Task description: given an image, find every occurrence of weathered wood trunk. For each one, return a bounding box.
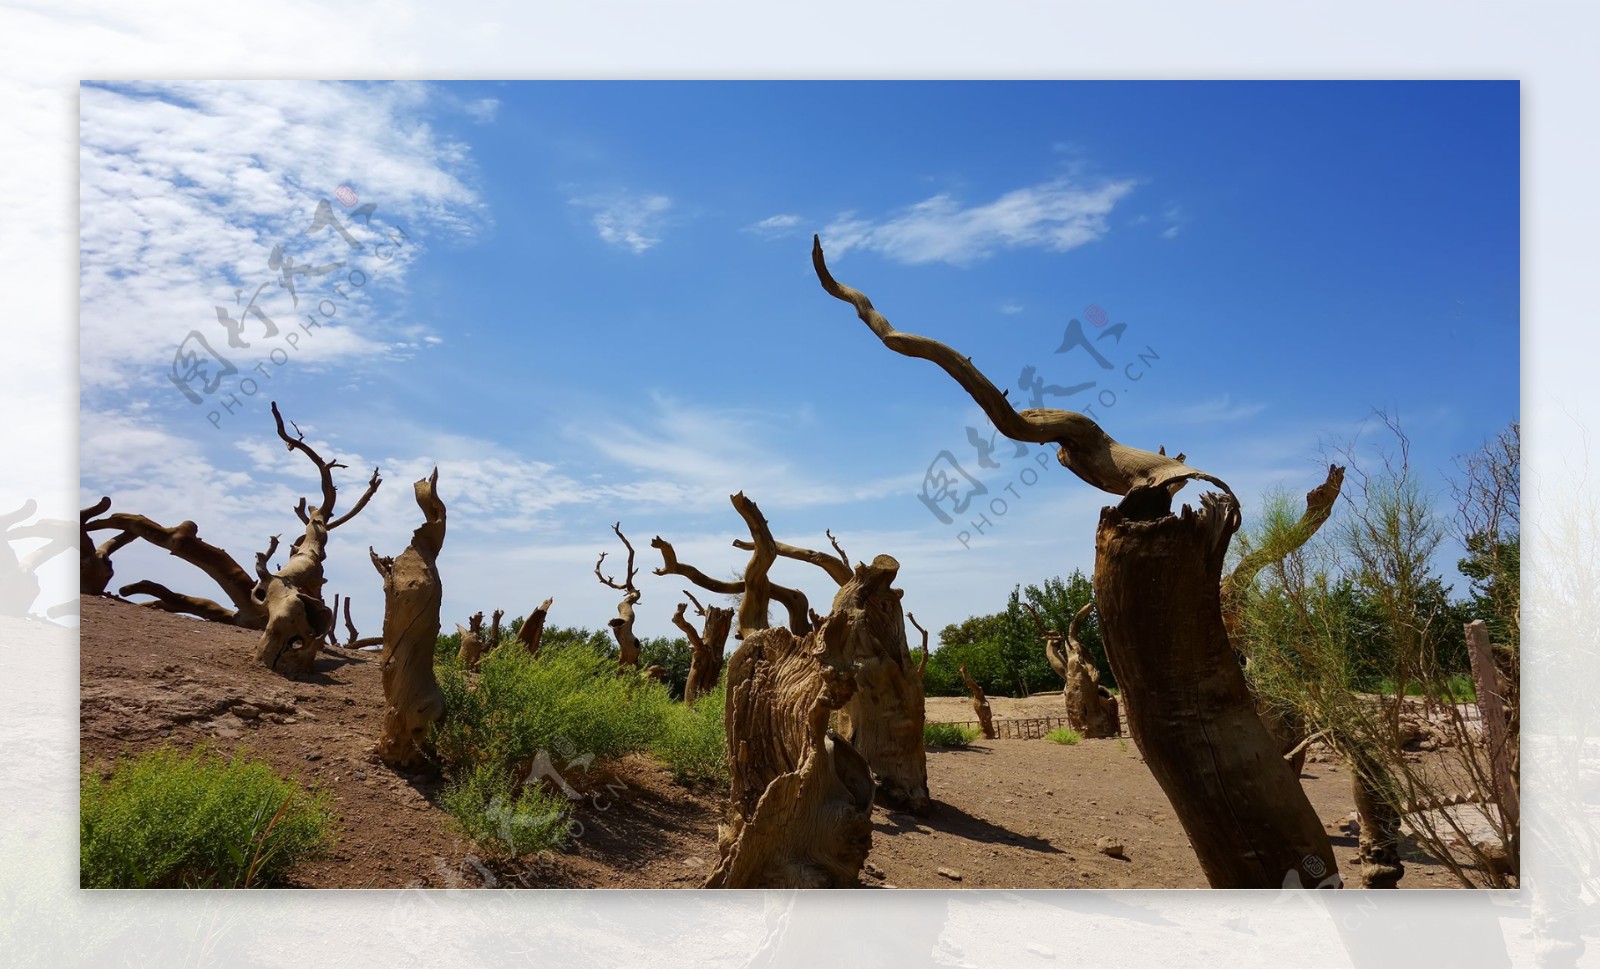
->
[1349,746,1405,888]
[832,555,930,814]
[1052,601,1120,738]
[706,611,875,888]
[516,597,553,657]
[674,593,732,704]
[456,611,486,669]
[253,516,334,678]
[959,663,997,740]
[1095,492,1338,888]
[370,469,448,771]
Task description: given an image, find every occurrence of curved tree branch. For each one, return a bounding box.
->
[731,533,853,587]
[813,235,1232,508]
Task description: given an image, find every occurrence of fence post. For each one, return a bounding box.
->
[1465,619,1519,834]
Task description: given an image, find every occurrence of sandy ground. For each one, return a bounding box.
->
[80,595,1478,889]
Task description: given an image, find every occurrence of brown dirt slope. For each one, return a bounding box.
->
[80,596,1470,888]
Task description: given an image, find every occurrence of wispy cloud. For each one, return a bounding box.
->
[464,98,499,123]
[744,213,802,237]
[1160,202,1185,239]
[999,302,1025,315]
[819,176,1137,266]
[1166,394,1268,425]
[569,191,673,253]
[77,81,487,395]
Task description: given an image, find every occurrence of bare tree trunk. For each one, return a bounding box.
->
[79,497,135,597]
[814,235,1338,888]
[488,608,504,648]
[1348,743,1405,888]
[674,590,732,704]
[340,595,382,650]
[87,512,267,626]
[734,528,931,813]
[705,611,875,888]
[653,496,813,639]
[370,469,447,771]
[456,611,487,669]
[254,519,334,678]
[596,523,644,671]
[1095,494,1338,888]
[516,597,553,657]
[830,555,930,814]
[1026,600,1119,738]
[1466,618,1520,874]
[959,663,996,740]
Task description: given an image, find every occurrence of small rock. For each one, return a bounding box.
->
[863,862,884,878]
[937,867,963,881]
[684,856,705,868]
[305,752,322,762]
[354,770,368,781]
[1096,837,1125,857]
[1043,789,1054,796]
[881,883,899,889]
[281,717,298,725]
[230,703,261,720]
[343,697,356,706]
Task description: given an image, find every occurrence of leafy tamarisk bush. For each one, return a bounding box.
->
[922,722,981,748]
[80,746,334,888]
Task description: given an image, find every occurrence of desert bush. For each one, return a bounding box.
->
[432,641,675,856]
[438,763,572,857]
[1045,727,1083,745]
[80,746,333,888]
[923,722,980,747]
[652,681,728,785]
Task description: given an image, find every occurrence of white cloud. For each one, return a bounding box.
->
[464,98,499,123]
[999,302,1025,315]
[745,213,802,236]
[569,191,673,253]
[1161,225,1181,239]
[820,176,1137,266]
[78,81,488,397]
[1164,395,1270,425]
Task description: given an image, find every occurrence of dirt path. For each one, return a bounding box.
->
[80,596,1473,889]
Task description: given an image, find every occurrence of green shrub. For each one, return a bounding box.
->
[653,682,729,785]
[80,746,333,888]
[438,763,572,857]
[923,722,980,747]
[1045,727,1083,745]
[432,641,675,856]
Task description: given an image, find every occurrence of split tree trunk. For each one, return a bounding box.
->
[674,590,732,704]
[959,663,997,740]
[1095,493,1338,888]
[705,611,875,888]
[516,597,553,657]
[1064,602,1121,738]
[370,469,448,771]
[456,611,487,669]
[1348,743,1405,888]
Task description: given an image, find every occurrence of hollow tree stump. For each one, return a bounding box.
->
[1095,491,1338,888]
[959,663,997,740]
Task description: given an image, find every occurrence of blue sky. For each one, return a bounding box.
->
[78,80,1519,642]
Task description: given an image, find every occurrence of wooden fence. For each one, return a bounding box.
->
[927,715,1080,740]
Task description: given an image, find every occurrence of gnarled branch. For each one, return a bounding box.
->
[813,235,1232,510]
[271,400,381,530]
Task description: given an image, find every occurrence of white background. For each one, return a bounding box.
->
[0,2,1594,966]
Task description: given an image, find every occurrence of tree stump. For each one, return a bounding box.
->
[456,611,487,669]
[370,469,448,771]
[705,610,875,888]
[516,597,553,657]
[253,517,335,678]
[674,590,733,704]
[1095,492,1338,888]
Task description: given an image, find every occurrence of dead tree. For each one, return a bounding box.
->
[673,589,733,703]
[815,235,1336,888]
[730,528,929,812]
[340,595,382,649]
[1026,600,1120,738]
[959,663,997,739]
[596,522,643,671]
[79,497,134,597]
[370,468,448,770]
[516,597,553,657]
[907,611,932,678]
[327,593,342,647]
[652,494,813,639]
[488,608,505,648]
[705,608,874,888]
[456,611,487,669]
